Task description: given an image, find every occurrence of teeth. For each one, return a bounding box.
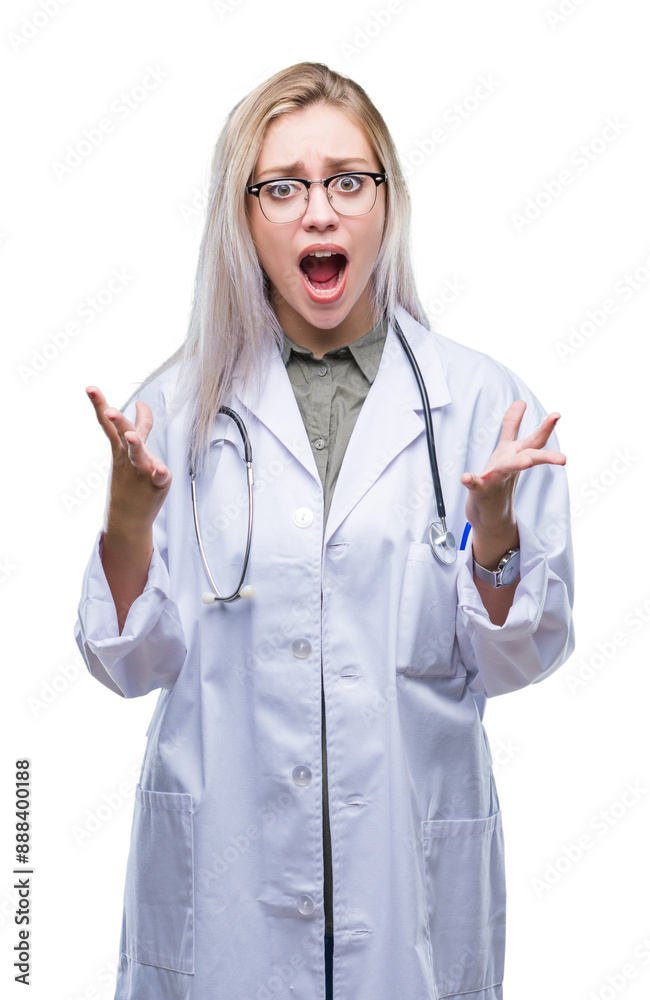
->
[309,250,333,257]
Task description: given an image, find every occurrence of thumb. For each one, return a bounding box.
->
[152,467,171,487]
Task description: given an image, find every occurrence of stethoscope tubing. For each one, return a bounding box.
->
[392,317,447,523]
[190,406,254,603]
[191,316,456,602]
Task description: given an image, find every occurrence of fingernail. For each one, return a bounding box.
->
[86,390,96,399]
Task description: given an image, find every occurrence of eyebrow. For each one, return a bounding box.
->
[256,157,373,180]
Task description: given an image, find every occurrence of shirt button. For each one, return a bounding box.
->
[291,638,312,659]
[336,348,350,357]
[296,894,315,916]
[292,765,312,786]
[292,507,313,527]
[314,438,326,450]
[317,366,328,377]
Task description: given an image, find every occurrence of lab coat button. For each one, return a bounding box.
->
[292,507,313,528]
[292,765,312,786]
[291,638,312,659]
[296,894,315,916]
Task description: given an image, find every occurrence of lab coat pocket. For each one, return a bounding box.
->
[421,812,505,997]
[123,785,194,974]
[396,541,458,676]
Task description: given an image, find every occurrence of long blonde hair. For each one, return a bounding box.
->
[124,61,430,475]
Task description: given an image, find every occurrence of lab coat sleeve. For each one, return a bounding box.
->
[73,379,187,699]
[455,403,575,698]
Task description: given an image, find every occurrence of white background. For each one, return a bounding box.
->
[2,1,648,998]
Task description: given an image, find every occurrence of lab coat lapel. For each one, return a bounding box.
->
[323,306,452,545]
[231,341,321,483]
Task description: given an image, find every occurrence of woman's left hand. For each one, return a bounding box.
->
[461,400,566,534]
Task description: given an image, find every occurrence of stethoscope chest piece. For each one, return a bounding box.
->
[428,521,457,566]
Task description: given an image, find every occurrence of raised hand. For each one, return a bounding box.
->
[86,386,172,529]
[461,400,565,536]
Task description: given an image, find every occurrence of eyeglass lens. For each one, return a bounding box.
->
[259,174,378,223]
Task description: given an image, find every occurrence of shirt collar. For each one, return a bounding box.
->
[280,313,388,383]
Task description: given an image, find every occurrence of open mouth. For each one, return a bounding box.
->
[299,251,348,292]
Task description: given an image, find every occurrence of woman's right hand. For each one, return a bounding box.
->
[86,386,172,531]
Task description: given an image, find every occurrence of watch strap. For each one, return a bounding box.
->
[473,548,521,588]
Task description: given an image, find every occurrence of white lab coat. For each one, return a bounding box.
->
[74,304,574,1000]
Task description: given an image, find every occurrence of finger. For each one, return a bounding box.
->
[86,386,122,449]
[518,413,561,451]
[122,432,171,483]
[104,407,136,449]
[520,448,566,467]
[483,449,566,477]
[133,400,154,442]
[498,400,527,443]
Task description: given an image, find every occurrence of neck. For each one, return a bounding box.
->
[275,296,380,359]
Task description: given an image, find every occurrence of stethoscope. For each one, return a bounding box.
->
[190,316,456,604]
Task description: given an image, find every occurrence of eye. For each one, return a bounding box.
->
[264,180,301,200]
[331,174,364,193]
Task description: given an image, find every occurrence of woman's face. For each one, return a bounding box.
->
[246,103,386,347]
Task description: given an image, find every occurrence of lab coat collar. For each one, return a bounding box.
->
[231,304,452,542]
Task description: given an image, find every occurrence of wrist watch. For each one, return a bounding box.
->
[473,548,521,588]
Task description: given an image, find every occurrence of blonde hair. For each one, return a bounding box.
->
[124,61,430,475]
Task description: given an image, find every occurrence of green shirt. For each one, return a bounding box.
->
[281,314,388,526]
[281,313,388,935]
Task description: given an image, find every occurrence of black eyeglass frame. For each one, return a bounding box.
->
[246,171,388,223]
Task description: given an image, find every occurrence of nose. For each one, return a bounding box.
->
[301,181,339,230]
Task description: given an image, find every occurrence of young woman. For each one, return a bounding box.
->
[75,62,574,1000]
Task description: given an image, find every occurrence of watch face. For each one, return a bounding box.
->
[500,551,521,587]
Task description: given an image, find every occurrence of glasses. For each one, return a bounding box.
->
[246,171,387,224]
